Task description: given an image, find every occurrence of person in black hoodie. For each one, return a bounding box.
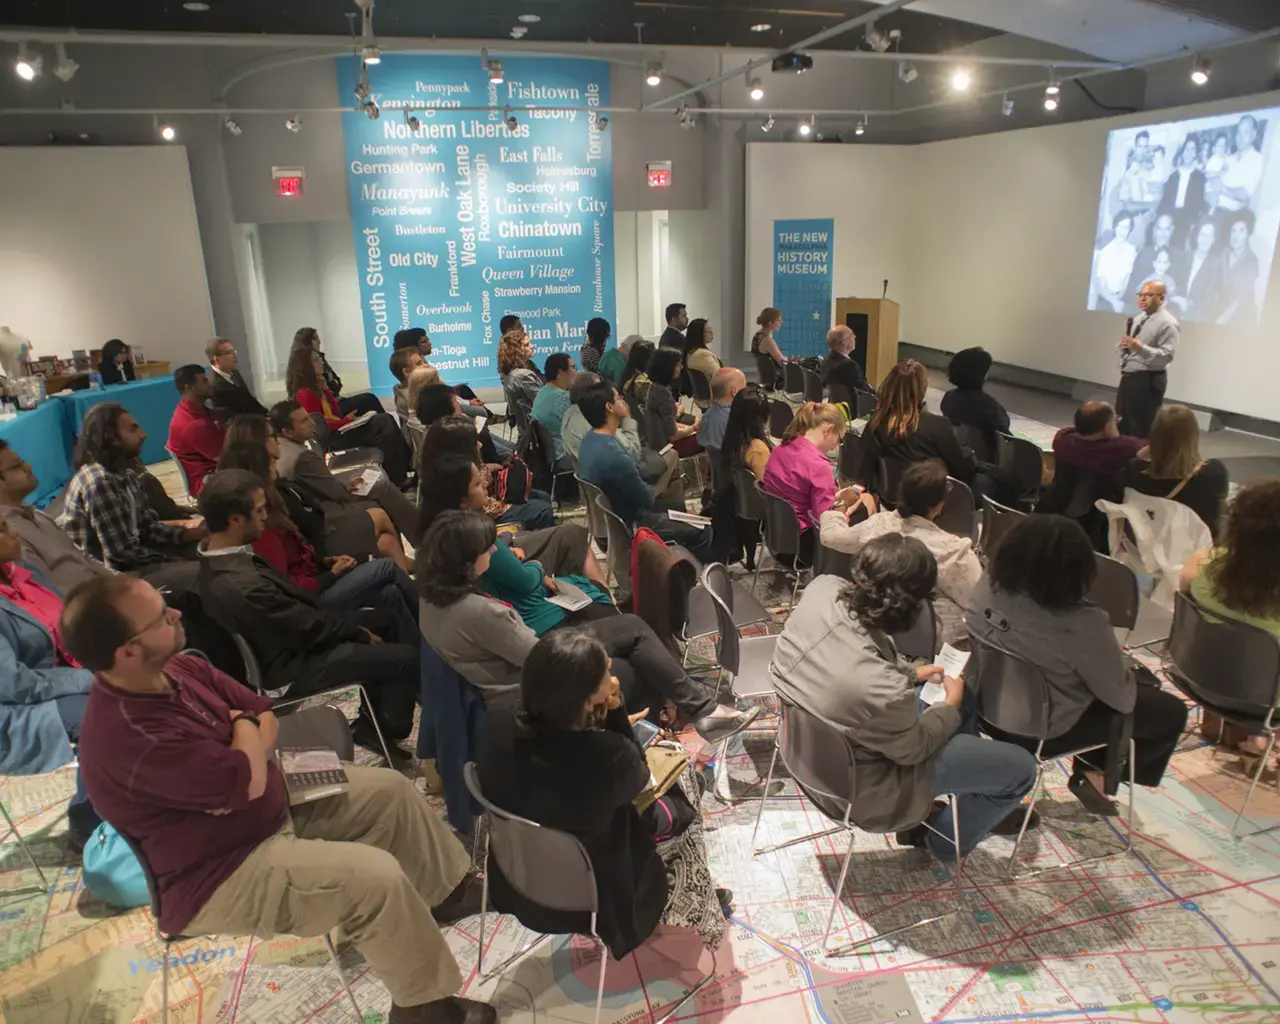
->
[940,347,1011,461]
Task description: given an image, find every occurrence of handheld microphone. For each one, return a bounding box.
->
[882,278,889,299]
[1125,316,1134,336]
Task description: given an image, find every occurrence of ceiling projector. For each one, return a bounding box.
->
[771,52,813,74]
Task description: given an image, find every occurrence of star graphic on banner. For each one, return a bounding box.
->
[812,310,822,320]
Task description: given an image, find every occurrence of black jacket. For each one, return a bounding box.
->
[99,360,136,386]
[940,387,1011,460]
[820,351,872,397]
[209,369,268,420]
[195,550,367,688]
[856,410,978,492]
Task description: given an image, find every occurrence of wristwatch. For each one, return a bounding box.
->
[231,712,261,728]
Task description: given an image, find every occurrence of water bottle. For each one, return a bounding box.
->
[89,371,102,391]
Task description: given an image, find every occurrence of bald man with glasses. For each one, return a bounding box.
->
[1117,280,1179,438]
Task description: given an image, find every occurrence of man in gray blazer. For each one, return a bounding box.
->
[270,401,419,542]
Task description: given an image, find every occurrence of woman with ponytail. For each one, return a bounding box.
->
[750,307,785,391]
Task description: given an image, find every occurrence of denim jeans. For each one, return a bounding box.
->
[55,693,101,836]
[319,557,419,647]
[498,497,555,530]
[925,733,1037,861]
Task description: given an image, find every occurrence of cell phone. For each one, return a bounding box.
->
[632,719,661,748]
[659,444,674,456]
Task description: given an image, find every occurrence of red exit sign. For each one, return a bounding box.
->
[647,161,672,189]
[276,176,304,198]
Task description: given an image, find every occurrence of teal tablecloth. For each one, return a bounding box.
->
[55,377,178,468]
[0,401,73,508]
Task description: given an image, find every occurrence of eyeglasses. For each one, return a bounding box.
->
[126,606,179,644]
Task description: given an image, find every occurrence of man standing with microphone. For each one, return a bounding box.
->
[1117,280,1179,438]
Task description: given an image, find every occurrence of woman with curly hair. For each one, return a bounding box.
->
[498,329,544,426]
[970,515,1187,815]
[771,533,1037,862]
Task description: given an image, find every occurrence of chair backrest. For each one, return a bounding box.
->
[754,353,779,391]
[310,412,331,448]
[704,444,723,494]
[732,467,765,522]
[760,487,802,559]
[232,634,266,692]
[703,562,742,675]
[594,492,633,594]
[954,424,994,465]
[768,400,794,440]
[838,431,866,483]
[462,762,599,914]
[1088,553,1139,631]
[114,829,164,925]
[575,475,609,546]
[527,418,560,477]
[1063,468,1103,519]
[690,369,713,404]
[1168,592,1280,717]
[996,433,1044,495]
[978,494,1025,558]
[800,367,824,403]
[783,362,805,395]
[812,538,855,580]
[776,696,855,814]
[827,381,854,409]
[276,704,356,762]
[635,534,698,654]
[503,384,533,434]
[854,391,878,421]
[890,598,937,662]
[968,632,1054,741]
[879,456,908,506]
[935,476,978,540]
[164,445,192,496]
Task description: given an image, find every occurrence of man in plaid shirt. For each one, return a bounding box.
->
[60,403,206,572]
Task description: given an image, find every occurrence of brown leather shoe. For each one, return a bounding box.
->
[388,996,498,1024]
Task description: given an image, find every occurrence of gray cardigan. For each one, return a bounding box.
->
[769,574,961,832]
[419,593,536,707]
[965,575,1134,738]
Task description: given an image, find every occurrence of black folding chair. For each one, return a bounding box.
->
[996,433,1044,507]
[783,362,805,401]
[978,494,1025,559]
[768,399,794,440]
[759,486,809,609]
[800,366,824,403]
[935,476,978,542]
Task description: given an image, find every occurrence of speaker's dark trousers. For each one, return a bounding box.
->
[1117,369,1167,439]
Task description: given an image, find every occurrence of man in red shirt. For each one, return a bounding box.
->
[62,574,496,1024]
[166,365,226,497]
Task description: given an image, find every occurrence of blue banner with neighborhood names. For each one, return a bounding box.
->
[337,55,614,392]
[773,218,834,359]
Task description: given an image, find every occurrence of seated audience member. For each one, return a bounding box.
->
[697,367,747,450]
[271,400,418,542]
[498,330,544,424]
[195,470,418,751]
[821,460,979,645]
[751,307,786,391]
[857,359,980,496]
[968,515,1188,814]
[418,457,612,630]
[645,347,701,456]
[98,339,136,386]
[215,438,417,641]
[480,631,729,959]
[0,518,100,849]
[1036,401,1144,517]
[390,348,426,420]
[620,340,655,409]
[0,442,111,593]
[659,303,688,352]
[286,342,412,485]
[221,425,409,573]
[1181,480,1280,643]
[820,325,873,398]
[771,534,1038,860]
[940,347,1010,458]
[763,403,862,567]
[1123,403,1228,538]
[719,386,774,482]
[577,383,715,563]
[530,353,577,463]
[167,364,227,498]
[418,383,511,467]
[393,326,433,359]
[293,326,384,420]
[63,404,206,572]
[563,376,679,499]
[684,319,723,395]
[579,317,611,374]
[597,332,636,387]
[420,426,556,533]
[417,511,756,742]
[63,575,494,1024]
[406,364,441,414]
[206,338,268,419]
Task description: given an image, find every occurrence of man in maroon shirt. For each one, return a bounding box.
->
[166,365,226,498]
[62,575,496,1024]
[1037,402,1146,527]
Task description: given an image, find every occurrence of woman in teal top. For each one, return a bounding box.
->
[420,451,612,633]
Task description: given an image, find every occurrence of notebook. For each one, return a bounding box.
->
[545,578,594,612]
[278,748,349,804]
[337,410,378,434]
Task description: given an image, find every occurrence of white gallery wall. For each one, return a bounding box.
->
[0,147,213,364]
[746,90,1280,422]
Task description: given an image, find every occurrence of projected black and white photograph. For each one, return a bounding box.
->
[1087,105,1280,325]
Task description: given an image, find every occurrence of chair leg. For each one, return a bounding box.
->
[1234,730,1278,839]
[821,833,857,948]
[323,933,363,1024]
[476,831,490,976]
[1005,762,1045,880]
[750,740,780,849]
[161,939,171,1024]
[0,800,48,890]
[354,685,395,767]
[652,946,718,1024]
[592,921,608,1024]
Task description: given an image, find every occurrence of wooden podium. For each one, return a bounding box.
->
[835,297,900,388]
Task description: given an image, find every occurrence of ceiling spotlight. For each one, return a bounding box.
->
[286,115,302,132]
[594,113,609,131]
[1045,70,1061,96]
[488,60,504,84]
[675,105,696,130]
[1043,92,1059,113]
[506,113,518,131]
[158,122,177,142]
[897,60,917,84]
[361,44,382,65]
[1001,95,1014,117]
[950,67,973,92]
[750,23,772,33]
[748,76,764,101]
[854,118,866,137]
[182,1,210,9]
[761,116,775,133]
[518,13,541,23]
[363,101,380,121]
[864,24,891,53]
[1191,54,1211,86]
[509,26,528,39]
[645,61,662,87]
[223,117,242,136]
[798,116,814,137]
[52,44,78,82]
[404,108,421,131]
[354,78,371,103]
[14,43,41,82]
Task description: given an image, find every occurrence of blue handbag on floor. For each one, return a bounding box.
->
[82,822,149,909]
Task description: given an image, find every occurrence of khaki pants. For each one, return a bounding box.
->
[185,765,471,1007]
[651,448,683,503]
